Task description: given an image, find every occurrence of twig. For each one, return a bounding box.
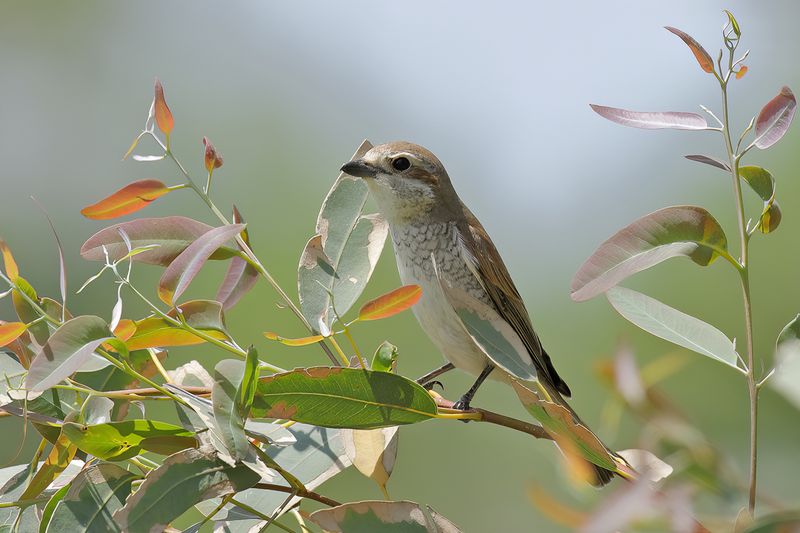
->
[254,483,341,508]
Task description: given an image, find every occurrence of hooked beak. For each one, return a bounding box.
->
[340,159,379,178]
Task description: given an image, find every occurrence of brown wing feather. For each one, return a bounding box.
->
[457,207,572,397]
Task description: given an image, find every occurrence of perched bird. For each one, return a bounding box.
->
[341,141,616,485]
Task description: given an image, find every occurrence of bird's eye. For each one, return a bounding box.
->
[392,157,411,171]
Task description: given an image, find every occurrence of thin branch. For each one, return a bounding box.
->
[254,483,341,508]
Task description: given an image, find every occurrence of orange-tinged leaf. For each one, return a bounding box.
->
[81,179,171,220]
[125,317,226,351]
[358,285,422,321]
[736,65,748,79]
[0,239,19,281]
[263,332,325,347]
[154,78,174,136]
[0,322,27,347]
[665,26,715,73]
[113,319,137,342]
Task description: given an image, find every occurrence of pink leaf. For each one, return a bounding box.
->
[590,105,708,130]
[754,86,796,149]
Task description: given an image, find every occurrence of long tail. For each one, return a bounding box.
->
[542,382,619,487]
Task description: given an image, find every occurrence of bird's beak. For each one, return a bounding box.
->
[340,159,379,178]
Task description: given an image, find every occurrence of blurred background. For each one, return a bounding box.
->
[2,0,800,530]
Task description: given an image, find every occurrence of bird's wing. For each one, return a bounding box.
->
[456,207,572,396]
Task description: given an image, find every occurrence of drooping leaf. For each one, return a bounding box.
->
[26,316,125,392]
[571,206,728,302]
[158,223,246,305]
[81,216,237,266]
[358,285,422,321]
[512,381,618,472]
[80,179,172,220]
[739,166,781,233]
[299,140,392,335]
[606,287,740,370]
[343,427,399,494]
[771,314,800,409]
[62,419,196,461]
[153,78,174,136]
[372,341,398,373]
[34,198,68,321]
[212,359,254,461]
[590,105,708,130]
[684,154,730,171]
[216,207,258,310]
[47,463,140,533]
[0,322,27,347]
[237,346,258,419]
[252,367,438,429]
[664,26,715,73]
[19,432,77,500]
[113,447,260,533]
[309,501,463,533]
[263,331,326,347]
[754,86,796,149]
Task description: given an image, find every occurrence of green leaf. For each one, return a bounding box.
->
[724,10,741,37]
[212,360,253,461]
[62,420,197,461]
[81,216,238,267]
[20,432,78,500]
[743,511,800,533]
[26,316,124,392]
[372,341,398,373]
[571,206,729,302]
[38,481,70,533]
[309,501,463,533]
[0,353,26,401]
[113,447,260,533]
[606,286,740,370]
[46,463,140,533]
[252,367,438,429]
[12,276,51,347]
[237,346,258,418]
[158,224,246,305]
[739,166,781,233]
[299,140,391,335]
[125,299,229,351]
[512,381,618,472]
[770,314,800,409]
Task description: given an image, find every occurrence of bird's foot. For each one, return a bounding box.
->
[422,380,444,392]
[452,396,472,423]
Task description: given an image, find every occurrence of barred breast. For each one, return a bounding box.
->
[390,221,495,377]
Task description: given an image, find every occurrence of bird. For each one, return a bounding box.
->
[340,141,616,485]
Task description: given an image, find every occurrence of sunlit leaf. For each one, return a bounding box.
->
[606,287,740,370]
[263,331,325,347]
[113,447,260,533]
[113,319,136,342]
[237,346,258,419]
[26,316,126,392]
[299,140,391,335]
[19,432,77,500]
[0,322,27,347]
[739,166,781,233]
[13,277,50,347]
[212,359,255,461]
[343,426,399,494]
[358,285,422,321]
[724,10,741,38]
[62,419,196,461]
[47,463,140,532]
[372,341,398,373]
[664,26,715,73]
[153,78,174,136]
[309,501,463,533]
[81,216,237,266]
[754,86,796,149]
[512,381,618,472]
[617,449,673,483]
[125,299,228,350]
[158,223,245,305]
[0,238,19,281]
[252,367,438,429]
[35,199,69,321]
[571,206,728,302]
[684,154,730,171]
[131,154,165,162]
[590,105,708,130]
[80,179,171,220]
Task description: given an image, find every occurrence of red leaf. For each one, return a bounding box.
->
[665,26,714,73]
[202,137,223,172]
[590,105,708,130]
[81,179,171,220]
[0,322,27,347]
[754,86,797,149]
[358,285,422,321]
[158,224,246,305]
[154,78,174,136]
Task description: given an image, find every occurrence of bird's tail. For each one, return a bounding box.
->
[541,382,621,487]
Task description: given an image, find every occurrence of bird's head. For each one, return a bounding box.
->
[340,141,458,224]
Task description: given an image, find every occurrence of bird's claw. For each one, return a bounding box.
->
[423,380,444,391]
[452,397,472,423]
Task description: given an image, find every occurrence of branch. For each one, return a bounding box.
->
[254,483,341,508]
[432,395,552,440]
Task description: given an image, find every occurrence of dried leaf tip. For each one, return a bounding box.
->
[203,137,224,172]
[154,78,174,137]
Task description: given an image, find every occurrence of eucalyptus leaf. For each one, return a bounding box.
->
[590,105,709,130]
[62,419,197,461]
[770,314,800,409]
[754,86,796,149]
[309,501,463,533]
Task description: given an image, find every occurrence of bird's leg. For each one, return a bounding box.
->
[452,364,495,412]
[416,362,455,390]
